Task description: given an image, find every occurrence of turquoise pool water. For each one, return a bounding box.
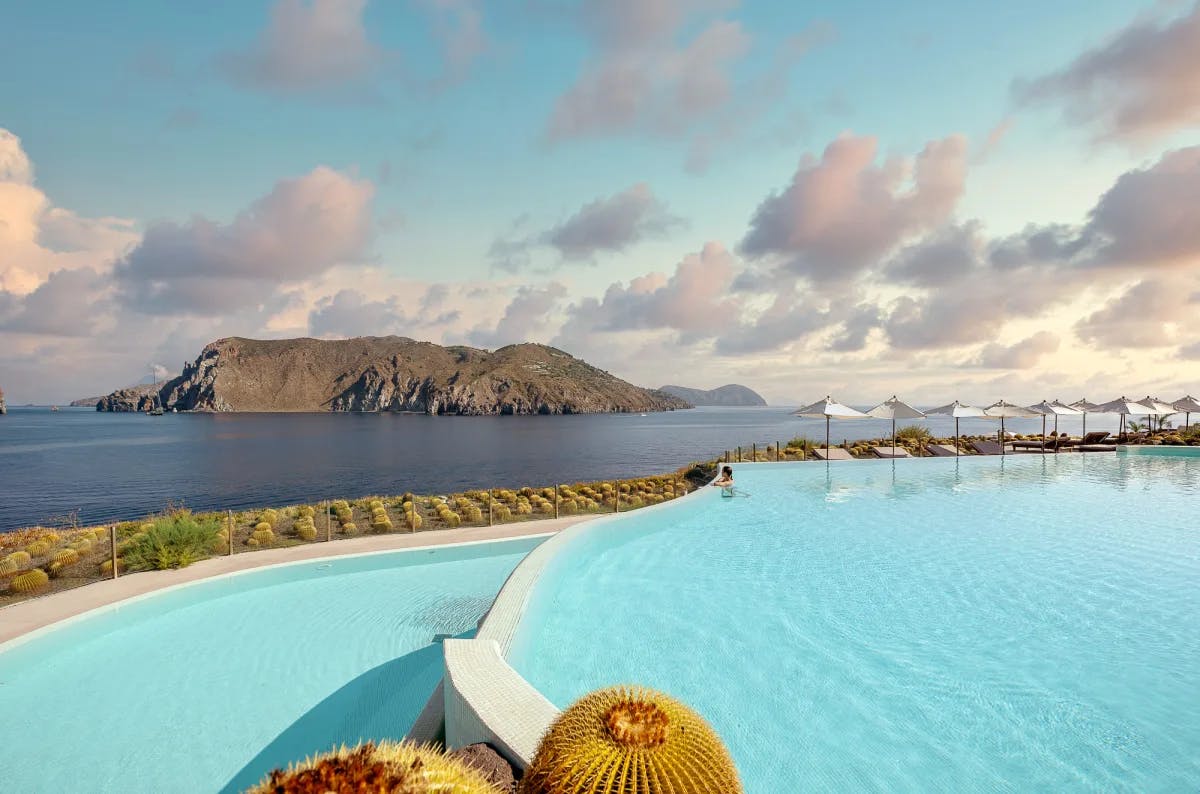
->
[0,536,543,793]
[509,456,1200,792]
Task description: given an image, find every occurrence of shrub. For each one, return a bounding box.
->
[25,540,52,557]
[10,568,50,594]
[340,522,358,534]
[52,549,80,567]
[371,519,393,532]
[0,558,19,576]
[786,436,818,452]
[246,741,502,794]
[260,509,279,526]
[297,506,315,519]
[251,528,275,546]
[120,515,221,571]
[254,522,271,533]
[5,550,32,567]
[466,506,483,523]
[100,558,124,575]
[70,538,93,553]
[520,686,741,794]
[246,537,260,547]
[296,525,318,541]
[896,424,933,444]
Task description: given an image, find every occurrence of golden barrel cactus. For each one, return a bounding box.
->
[10,568,50,593]
[247,741,502,794]
[520,686,741,794]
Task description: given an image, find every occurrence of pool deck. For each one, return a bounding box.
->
[0,515,597,646]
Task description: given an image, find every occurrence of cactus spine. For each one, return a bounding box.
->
[246,741,503,793]
[520,686,742,794]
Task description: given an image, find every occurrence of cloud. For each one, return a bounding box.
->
[974,331,1060,368]
[0,129,138,294]
[828,303,883,352]
[1075,278,1197,348]
[469,283,568,347]
[113,166,374,315]
[545,183,682,261]
[308,288,408,338]
[1015,3,1200,142]
[0,268,108,337]
[739,134,968,283]
[556,241,740,343]
[491,183,683,269]
[547,1,749,141]
[419,0,488,88]
[222,0,382,93]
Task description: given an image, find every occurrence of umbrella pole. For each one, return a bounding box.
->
[955,417,960,456]
[1001,417,1006,455]
[1041,415,1046,450]
[826,415,830,453]
[892,417,896,455]
[1054,414,1059,454]
[1082,412,1087,440]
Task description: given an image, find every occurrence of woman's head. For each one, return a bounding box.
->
[722,466,733,476]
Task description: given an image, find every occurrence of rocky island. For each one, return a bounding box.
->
[0,386,6,415]
[658,383,767,407]
[95,336,691,415]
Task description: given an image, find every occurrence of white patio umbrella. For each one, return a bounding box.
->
[866,396,926,455]
[1141,396,1178,432]
[1070,399,1100,440]
[985,400,1040,455]
[1172,395,1200,430]
[1094,396,1156,439]
[925,401,989,456]
[793,396,869,452]
[1027,399,1082,453]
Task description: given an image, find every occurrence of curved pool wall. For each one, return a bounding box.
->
[0,534,545,793]
[442,475,716,764]
[446,452,1200,790]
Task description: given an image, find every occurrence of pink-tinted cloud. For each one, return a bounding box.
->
[739,134,968,282]
[223,0,382,93]
[974,331,1060,369]
[1075,277,1198,348]
[114,166,374,314]
[547,1,749,140]
[1016,3,1200,142]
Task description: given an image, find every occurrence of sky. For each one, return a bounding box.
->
[1,0,1199,405]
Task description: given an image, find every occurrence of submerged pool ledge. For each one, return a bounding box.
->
[0,517,595,648]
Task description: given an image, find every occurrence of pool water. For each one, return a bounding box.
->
[509,456,1200,792]
[0,536,543,793]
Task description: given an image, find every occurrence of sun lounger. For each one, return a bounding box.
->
[925,443,959,457]
[970,440,1006,455]
[871,446,911,458]
[1078,444,1117,452]
[1009,439,1049,450]
[813,447,853,461]
[1064,431,1110,447]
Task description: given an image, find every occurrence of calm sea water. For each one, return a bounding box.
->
[0,406,1133,531]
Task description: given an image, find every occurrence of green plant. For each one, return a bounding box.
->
[254,522,271,533]
[10,568,50,593]
[786,436,818,452]
[247,741,502,794]
[5,550,32,567]
[340,522,358,534]
[896,425,933,444]
[0,558,20,576]
[121,515,221,571]
[252,528,275,545]
[519,685,741,794]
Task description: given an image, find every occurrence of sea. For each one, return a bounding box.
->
[0,405,1135,532]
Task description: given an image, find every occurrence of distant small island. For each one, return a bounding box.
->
[93,336,691,415]
[658,384,766,407]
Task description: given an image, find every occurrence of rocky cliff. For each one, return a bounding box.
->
[658,384,767,407]
[98,337,691,415]
[95,383,168,412]
[0,386,6,415]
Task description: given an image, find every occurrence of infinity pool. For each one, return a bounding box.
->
[0,536,543,793]
[509,455,1200,792]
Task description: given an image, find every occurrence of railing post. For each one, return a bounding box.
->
[614,484,619,513]
[753,443,757,461]
[326,501,332,542]
[776,441,781,461]
[488,491,494,526]
[737,446,742,462]
[109,525,118,579]
[227,510,234,555]
[555,484,560,519]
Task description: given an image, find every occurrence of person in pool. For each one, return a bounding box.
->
[712,465,735,497]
